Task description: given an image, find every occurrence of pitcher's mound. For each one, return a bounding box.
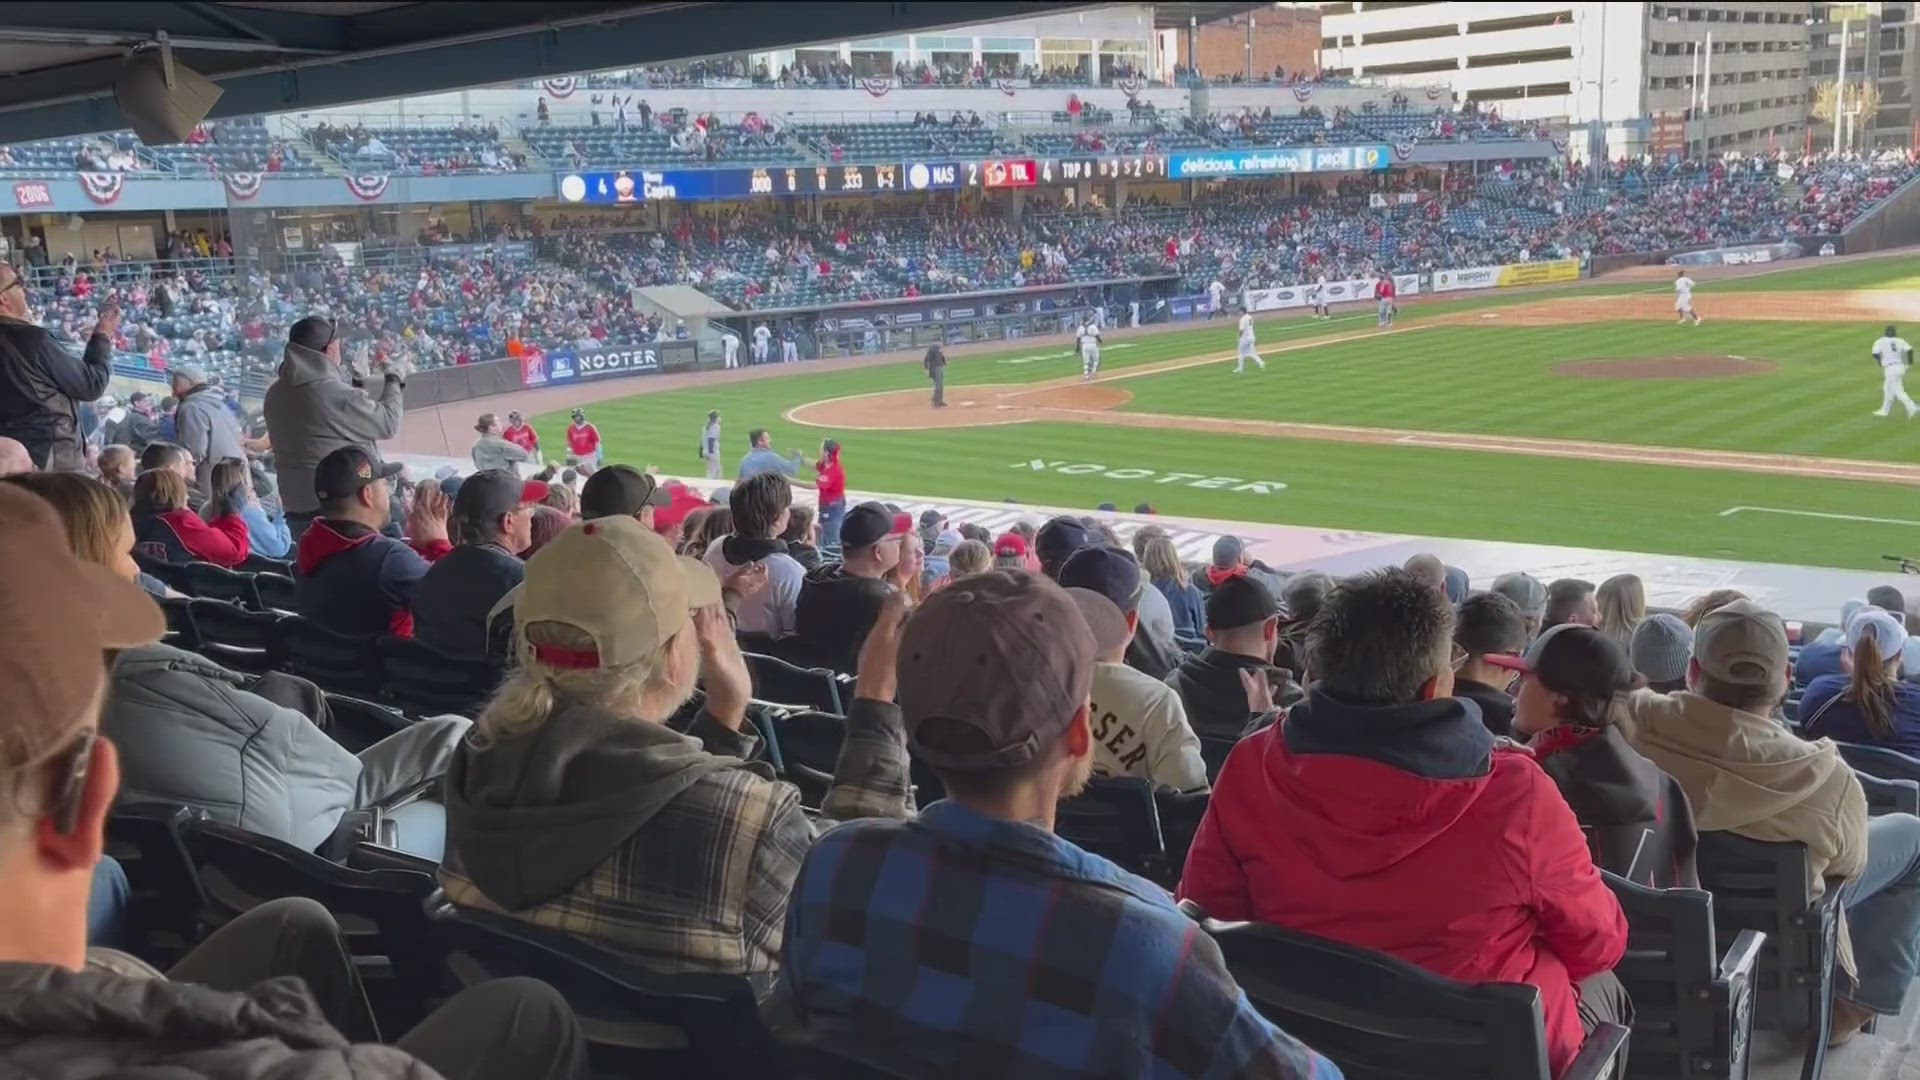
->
[1552,355,1775,381]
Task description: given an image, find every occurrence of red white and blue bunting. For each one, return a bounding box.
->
[221,171,263,201]
[1291,84,1314,103]
[861,76,893,98]
[344,174,391,202]
[78,172,124,206]
[541,77,578,99]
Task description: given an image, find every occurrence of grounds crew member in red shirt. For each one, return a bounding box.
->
[502,410,540,457]
[1373,274,1397,328]
[815,438,848,552]
[565,408,601,469]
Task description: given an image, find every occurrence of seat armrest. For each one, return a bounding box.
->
[1717,929,1766,984]
[348,841,437,876]
[1560,1021,1629,1080]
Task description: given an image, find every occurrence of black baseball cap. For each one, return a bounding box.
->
[1057,545,1140,615]
[1034,516,1093,570]
[314,445,403,504]
[452,468,550,528]
[841,501,912,551]
[1486,624,1635,695]
[1206,574,1278,631]
[580,464,670,520]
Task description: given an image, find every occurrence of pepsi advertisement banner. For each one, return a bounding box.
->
[1168,144,1391,180]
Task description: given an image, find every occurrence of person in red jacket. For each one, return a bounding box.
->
[1372,273,1397,327]
[565,408,601,469]
[814,438,847,552]
[129,468,250,567]
[501,410,540,456]
[1179,567,1630,1077]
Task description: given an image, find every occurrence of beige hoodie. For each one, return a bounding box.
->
[1624,689,1867,978]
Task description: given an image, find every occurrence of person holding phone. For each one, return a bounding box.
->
[0,262,117,470]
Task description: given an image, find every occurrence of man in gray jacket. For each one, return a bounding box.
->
[263,316,405,538]
[103,642,470,859]
[171,363,246,493]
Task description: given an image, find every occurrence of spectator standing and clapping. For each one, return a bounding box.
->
[1181,568,1631,1077]
[263,317,405,542]
[0,266,115,470]
[170,362,246,494]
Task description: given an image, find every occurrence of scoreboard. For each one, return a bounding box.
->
[558,152,1185,204]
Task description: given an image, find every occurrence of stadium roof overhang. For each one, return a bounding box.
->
[0,1,1103,143]
[1149,2,1274,29]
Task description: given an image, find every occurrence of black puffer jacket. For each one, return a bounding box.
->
[0,321,113,469]
[1165,646,1304,742]
[0,962,436,1078]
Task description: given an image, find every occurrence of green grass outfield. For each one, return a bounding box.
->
[535,252,1920,572]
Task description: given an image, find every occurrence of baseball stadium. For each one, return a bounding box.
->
[21,2,1920,1078]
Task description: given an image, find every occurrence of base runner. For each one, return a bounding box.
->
[1235,311,1266,373]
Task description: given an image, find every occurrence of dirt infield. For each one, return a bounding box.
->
[1553,355,1776,380]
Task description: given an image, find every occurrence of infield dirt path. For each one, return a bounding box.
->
[790,289,1920,488]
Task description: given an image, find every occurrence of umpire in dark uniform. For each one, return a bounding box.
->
[924,342,947,408]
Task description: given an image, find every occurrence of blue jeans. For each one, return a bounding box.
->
[88,855,131,950]
[1843,812,1920,1013]
[819,499,847,554]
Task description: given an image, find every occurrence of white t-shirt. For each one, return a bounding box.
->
[1674,276,1695,302]
[1088,662,1209,792]
[1238,313,1255,342]
[1875,335,1913,371]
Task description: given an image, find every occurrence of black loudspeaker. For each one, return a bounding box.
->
[114,44,223,145]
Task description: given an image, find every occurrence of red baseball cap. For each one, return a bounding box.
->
[994,533,1030,558]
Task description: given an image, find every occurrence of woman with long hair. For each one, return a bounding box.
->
[682,507,732,561]
[471,411,532,474]
[1596,574,1645,647]
[131,467,249,567]
[1139,532,1204,644]
[208,457,290,559]
[1800,610,1920,755]
[1504,624,1698,888]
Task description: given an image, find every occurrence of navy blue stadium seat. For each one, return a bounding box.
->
[1605,871,1762,1080]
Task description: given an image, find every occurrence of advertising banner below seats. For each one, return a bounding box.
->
[1242,274,1419,314]
[1665,241,1804,267]
[1432,258,1581,293]
[522,341,698,387]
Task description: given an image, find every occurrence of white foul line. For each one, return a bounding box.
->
[1720,505,1920,527]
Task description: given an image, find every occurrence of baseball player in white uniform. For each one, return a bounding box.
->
[1078,317,1103,381]
[1207,279,1226,319]
[1873,324,1918,418]
[1674,271,1701,326]
[1311,273,1331,319]
[1235,312,1266,373]
[752,322,771,364]
[721,328,741,369]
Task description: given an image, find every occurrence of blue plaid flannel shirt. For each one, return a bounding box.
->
[776,799,1342,1079]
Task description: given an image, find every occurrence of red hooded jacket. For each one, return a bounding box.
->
[133,509,250,568]
[1179,692,1626,1075]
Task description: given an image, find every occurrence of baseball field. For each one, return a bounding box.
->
[529,252,1920,572]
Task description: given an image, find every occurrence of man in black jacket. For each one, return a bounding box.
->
[0,264,116,469]
[924,343,947,407]
[1452,591,1527,737]
[1167,575,1301,744]
[793,501,910,669]
[414,469,547,662]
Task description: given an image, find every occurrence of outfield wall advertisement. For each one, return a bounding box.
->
[1242,273,1419,314]
[1432,258,1582,293]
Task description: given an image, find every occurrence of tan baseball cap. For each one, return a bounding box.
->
[1693,599,1790,687]
[0,483,165,770]
[510,515,722,669]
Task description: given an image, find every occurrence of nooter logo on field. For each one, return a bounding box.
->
[1013,459,1288,494]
